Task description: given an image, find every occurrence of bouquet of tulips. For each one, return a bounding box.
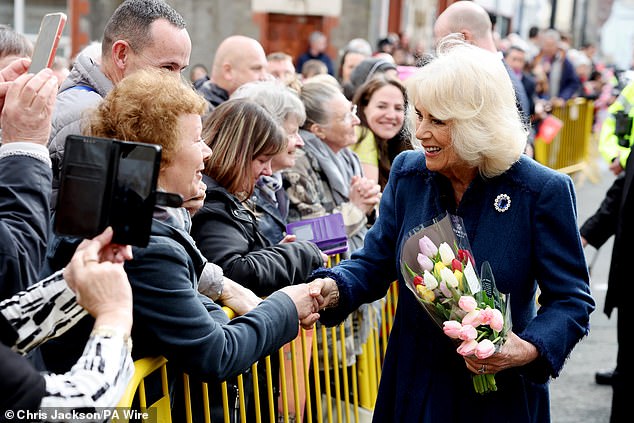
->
[400,213,511,394]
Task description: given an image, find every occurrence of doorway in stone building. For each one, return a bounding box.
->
[255,13,339,71]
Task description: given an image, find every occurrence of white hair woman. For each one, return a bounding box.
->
[308,37,594,422]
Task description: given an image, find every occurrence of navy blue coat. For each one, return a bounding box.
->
[314,151,594,422]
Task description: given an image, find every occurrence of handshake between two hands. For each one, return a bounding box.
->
[212,277,339,330]
[280,277,338,329]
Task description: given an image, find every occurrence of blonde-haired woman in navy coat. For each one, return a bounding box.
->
[308,37,595,422]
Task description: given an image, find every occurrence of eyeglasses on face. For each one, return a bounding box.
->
[339,104,358,125]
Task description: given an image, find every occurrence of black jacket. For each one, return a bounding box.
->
[191,176,324,296]
[197,81,229,110]
[0,152,51,299]
[580,151,633,317]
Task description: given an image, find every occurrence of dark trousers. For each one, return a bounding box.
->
[611,309,628,423]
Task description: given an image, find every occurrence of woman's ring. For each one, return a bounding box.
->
[479,364,487,374]
[85,259,99,264]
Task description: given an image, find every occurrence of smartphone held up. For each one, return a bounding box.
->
[54,135,182,247]
[29,12,67,73]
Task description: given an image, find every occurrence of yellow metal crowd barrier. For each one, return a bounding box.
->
[115,356,170,423]
[116,257,399,423]
[534,97,596,181]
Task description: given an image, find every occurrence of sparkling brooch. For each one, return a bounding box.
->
[494,194,511,213]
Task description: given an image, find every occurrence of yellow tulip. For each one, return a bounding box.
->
[454,270,464,290]
[417,284,436,302]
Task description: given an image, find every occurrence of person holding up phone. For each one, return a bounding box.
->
[1,60,134,416]
[0,58,57,298]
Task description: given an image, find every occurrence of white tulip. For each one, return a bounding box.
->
[438,242,455,266]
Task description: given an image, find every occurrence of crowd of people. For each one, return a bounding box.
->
[1,0,630,421]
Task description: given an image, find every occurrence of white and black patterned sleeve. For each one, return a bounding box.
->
[0,270,87,354]
[0,271,135,414]
[40,331,134,412]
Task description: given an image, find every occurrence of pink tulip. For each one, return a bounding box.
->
[456,339,478,356]
[418,236,438,258]
[489,309,504,332]
[417,253,434,272]
[461,310,483,327]
[443,320,462,338]
[458,296,477,312]
[481,307,504,332]
[475,339,496,359]
[458,324,477,341]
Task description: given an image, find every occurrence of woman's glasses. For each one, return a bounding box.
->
[340,104,358,125]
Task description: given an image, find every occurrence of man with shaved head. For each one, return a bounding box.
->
[434,1,497,51]
[434,1,531,128]
[198,35,268,109]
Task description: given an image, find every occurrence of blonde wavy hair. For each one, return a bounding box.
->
[87,68,207,167]
[406,36,527,177]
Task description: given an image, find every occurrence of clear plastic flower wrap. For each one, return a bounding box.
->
[400,212,511,394]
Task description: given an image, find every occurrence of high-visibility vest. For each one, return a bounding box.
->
[599,81,634,167]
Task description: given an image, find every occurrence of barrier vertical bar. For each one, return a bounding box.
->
[235,375,246,423]
[183,374,193,423]
[301,329,314,423]
[201,383,211,423]
[278,348,290,422]
[264,356,276,423]
[311,328,323,423]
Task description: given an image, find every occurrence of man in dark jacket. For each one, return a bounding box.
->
[197,36,268,110]
[532,29,581,103]
[295,31,335,76]
[580,83,633,423]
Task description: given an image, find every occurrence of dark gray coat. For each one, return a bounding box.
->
[191,175,324,297]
